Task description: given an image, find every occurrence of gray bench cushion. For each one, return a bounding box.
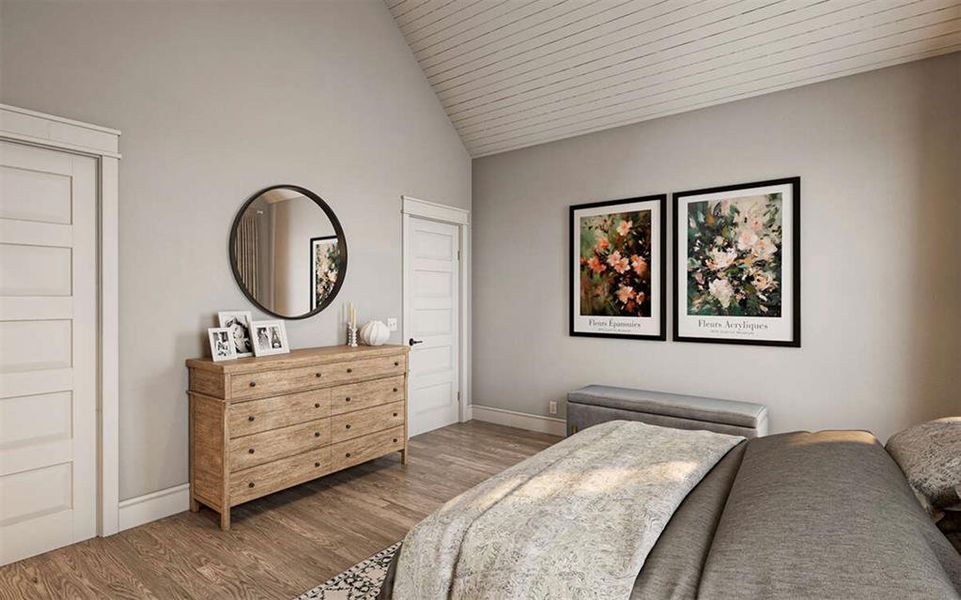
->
[567,385,769,438]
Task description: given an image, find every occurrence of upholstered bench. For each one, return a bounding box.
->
[567,385,769,438]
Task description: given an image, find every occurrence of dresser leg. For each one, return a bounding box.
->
[190,497,200,513]
[400,448,408,465]
[220,509,231,531]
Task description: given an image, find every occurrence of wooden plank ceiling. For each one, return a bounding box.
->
[386,0,961,157]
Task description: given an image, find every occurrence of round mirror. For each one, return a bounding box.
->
[229,185,347,319]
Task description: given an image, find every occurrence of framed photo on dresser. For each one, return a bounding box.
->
[207,327,237,362]
[673,177,800,347]
[570,194,666,341]
[250,320,290,356]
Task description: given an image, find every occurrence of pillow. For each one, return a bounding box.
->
[885,417,961,519]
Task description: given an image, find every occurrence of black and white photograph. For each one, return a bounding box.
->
[218,310,254,357]
[207,327,237,362]
[250,320,290,356]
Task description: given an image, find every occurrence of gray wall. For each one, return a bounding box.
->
[0,0,470,500]
[472,53,961,442]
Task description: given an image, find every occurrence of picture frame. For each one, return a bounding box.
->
[570,194,666,341]
[207,327,237,362]
[310,235,341,311]
[218,310,254,358]
[672,177,800,347]
[250,320,290,356]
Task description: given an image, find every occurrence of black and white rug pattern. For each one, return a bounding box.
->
[296,543,400,600]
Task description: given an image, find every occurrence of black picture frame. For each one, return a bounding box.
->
[672,177,800,347]
[228,184,348,320]
[309,234,339,311]
[569,194,667,341]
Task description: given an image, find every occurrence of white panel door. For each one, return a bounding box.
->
[0,141,97,565]
[406,218,460,436]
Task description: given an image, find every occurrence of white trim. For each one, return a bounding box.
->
[470,405,567,437]
[117,484,190,532]
[0,104,121,135]
[98,156,120,536]
[0,104,121,538]
[401,195,471,428]
[0,104,121,158]
[402,195,469,225]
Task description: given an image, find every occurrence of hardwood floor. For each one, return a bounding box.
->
[0,421,559,600]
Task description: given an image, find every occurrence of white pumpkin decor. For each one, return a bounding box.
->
[359,320,389,346]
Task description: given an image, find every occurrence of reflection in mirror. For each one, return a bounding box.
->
[230,185,346,319]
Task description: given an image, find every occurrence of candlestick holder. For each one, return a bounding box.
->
[346,325,358,348]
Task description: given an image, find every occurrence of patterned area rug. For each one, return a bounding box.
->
[296,543,400,600]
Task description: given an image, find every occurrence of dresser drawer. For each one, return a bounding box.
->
[229,354,406,400]
[229,389,331,437]
[321,355,406,386]
[330,400,405,443]
[230,365,328,400]
[229,417,330,472]
[229,446,332,505]
[330,375,405,416]
[331,426,405,471]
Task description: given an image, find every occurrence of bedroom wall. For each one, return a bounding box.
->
[0,0,470,501]
[472,53,961,442]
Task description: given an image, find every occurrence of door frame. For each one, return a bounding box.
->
[401,195,471,427]
[0,104,122,537]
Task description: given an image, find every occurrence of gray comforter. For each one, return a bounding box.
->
[380,429,961,599]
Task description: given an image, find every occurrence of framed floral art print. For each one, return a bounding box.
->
[310,235,341,311]
[570,194,666,341]
[673,177,800,347]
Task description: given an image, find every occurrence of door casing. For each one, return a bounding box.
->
[0,104,121,541]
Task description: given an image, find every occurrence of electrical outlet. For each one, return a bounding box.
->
[386,317,398,331]
[548,401,558,415]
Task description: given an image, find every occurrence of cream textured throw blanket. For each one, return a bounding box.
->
[392,420,742,600]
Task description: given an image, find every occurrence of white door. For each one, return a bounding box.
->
[405,217,460,436]
[0,140,98,565]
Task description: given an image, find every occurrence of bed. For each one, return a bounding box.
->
[377,422,961,599]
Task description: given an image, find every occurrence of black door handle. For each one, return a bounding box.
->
[409,338,423,346]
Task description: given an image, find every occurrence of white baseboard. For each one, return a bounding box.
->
[470,404,566,436]
[118,483,190,531]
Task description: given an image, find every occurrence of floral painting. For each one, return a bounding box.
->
[570,194,665,341]
[579,211,652,317]
[673,177,800,347]
[311,236,340,310]
[686,194,782,317]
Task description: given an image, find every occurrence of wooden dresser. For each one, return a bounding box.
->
[186,345,409,529]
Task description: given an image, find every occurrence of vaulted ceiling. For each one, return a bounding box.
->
[387,0,961,157]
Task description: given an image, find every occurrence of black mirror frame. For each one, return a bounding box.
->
[228,184,348,320]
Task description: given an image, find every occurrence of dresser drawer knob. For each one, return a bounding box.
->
[345,424,351,429]
[346,368,353,373]
[394,361,400,367]
[248,448,255,454]
[393,388,398,393]
[393,438,398,443]
[248,482,255,488]
[345,452,351,458]
[314,462,321,468]
[315,373,322,378]
[249,381,256,388]
[314,432,321,438]
[393,412,398,417]
[248,416,255,422]
[314,402,321,408]
[345,397,351,402]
